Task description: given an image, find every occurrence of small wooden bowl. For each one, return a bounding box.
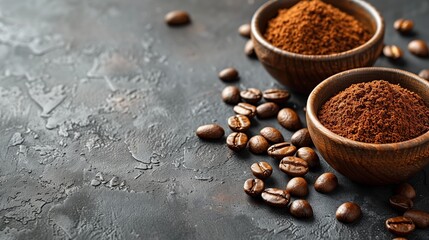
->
[251,0,384,94]
[306,67,429,185]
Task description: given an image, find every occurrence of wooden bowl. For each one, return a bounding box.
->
[306,67,429,185]
[251,0,384,94]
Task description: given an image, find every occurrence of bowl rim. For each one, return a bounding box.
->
[306,67,429,149]
[251,0,385,59]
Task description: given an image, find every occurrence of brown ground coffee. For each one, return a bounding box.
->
[318,80,429,144]
[264,0,371,55]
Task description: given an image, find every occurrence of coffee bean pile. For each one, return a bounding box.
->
[385,183,429,237]
[195,67,367,222]
[383,18,429,80]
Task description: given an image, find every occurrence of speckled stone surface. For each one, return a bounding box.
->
[0,0,428,239]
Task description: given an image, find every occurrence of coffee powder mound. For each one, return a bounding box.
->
[264,0,371,55]
[318,80,429,144]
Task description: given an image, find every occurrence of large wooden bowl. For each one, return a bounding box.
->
[251,0,384,94]
[306,67,429,185]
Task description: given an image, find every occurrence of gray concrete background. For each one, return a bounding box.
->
[0,0,428,239]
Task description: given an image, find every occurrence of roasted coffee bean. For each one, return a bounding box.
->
[386,216,415,236]
[222,86,241,104]
[389,195,414,212]
[296,147,320,169]
[218,68,239,82]
[248,135,269,154]
[261,188,290,207]
[260,127,284,143]
[392,238,407,240]
[336,202,362,223]
[277,108,302,131]
[314,172,338,193]
[262,89,290,104]
[408,40,429,57]
[251,162,273,179]
[226,132,248,151]
[419,69,429,81]
[285,177,308,197]
[256,102,280,119]
[394,19,414,34]
[291,128,312,147]
[238,23,251,38]
[196,124,224,140]
[268,142,297,160]
[383,45,403,60]
[164,10,191,26]
[244,39,255,57]
[233,103,257,118]
[228,115,251,132]
[240,88,262,104]
[279,156,309,177]
[404,209,429,229]
[289,200,313,218]
[244,178,265,197]
[395,183,416,199]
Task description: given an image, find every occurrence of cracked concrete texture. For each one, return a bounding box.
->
[0,0,428,239]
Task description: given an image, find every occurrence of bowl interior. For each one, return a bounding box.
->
[253,0,379,56]
[309,67,429,146]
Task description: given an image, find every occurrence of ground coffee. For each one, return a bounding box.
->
[264,0,371,55]
[319,80,429,144]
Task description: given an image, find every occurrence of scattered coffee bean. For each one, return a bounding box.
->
[244,178,265,197]
[261,188,291,207]
[286,177,308,197]
[392,238,408,240]
[291,128,312,147]
[385,216,415,236]
[383,45,403,60]
[277,108,302,131]
[240,88,262,104]
[234,103,257,118]
[314,172,338,193]
[262,89,290,104]
[226,132,248,151]
[222,86,241,104]
[196,124,224,140]
[279,156,309,177]
[256,102,280,119]
[296,147,320,169]
[404,209,429,229]
[251,161,273,179]
[228,115,251,132]
[164,10,191,26]
[268,142,297,160]
[394,19,414,34]
[238,23,251,38]
[395,183,416,200]
[389,195,414,212]
[260,127,284,143]
[244,39,255,57]
[289,200,313,218]
[248,135,269,154]
[419,69,429,81]
[408,40,429,57]
[336,202,362,223]
[218,67,239,82]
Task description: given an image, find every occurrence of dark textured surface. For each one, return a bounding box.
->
[0,0,428,239]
